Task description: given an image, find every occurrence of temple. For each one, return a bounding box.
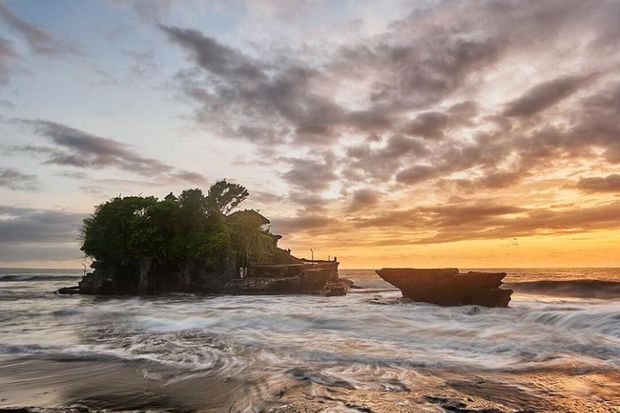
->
[64,209,349,296]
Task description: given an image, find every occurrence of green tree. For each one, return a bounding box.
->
[80,181,255,267]
[205,180,249,215]
[80,196,159,261]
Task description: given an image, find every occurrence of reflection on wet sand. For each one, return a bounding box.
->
[2,356,619,412]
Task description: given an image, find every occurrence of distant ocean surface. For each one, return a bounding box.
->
[1,267,619,412]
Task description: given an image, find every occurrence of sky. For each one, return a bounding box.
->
[0,0,619,269]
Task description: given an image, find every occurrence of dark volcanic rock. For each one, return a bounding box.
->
[56,286,79,295]
[376,268,512,307]
[70,258,343,297]
[223,263,338,295]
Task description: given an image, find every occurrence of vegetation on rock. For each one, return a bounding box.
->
[80,180,266,266]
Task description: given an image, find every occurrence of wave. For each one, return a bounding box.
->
[0,274,81,282]
[507,279,620,299]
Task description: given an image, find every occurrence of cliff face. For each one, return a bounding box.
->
[79,256,237,295]
[78,254,347,296]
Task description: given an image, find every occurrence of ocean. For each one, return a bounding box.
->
[0,268,619,412]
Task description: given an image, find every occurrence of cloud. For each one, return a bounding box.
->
[576,174,620,193]
[0,242,82,263]
[288,191,327,212]
[108,0,174,23]
[344,135,429,182]
[271,214,335,234]
[17,119,206,184]
[161,24,396,146]
[281,155,337,191]
[250,190,284,204]
[169,170,208,185]
[56,170,88,179]
[0,166,37,190]
[503,74,597,117]
[0,205,83,243]
[353,200,620,245]
[347,188,380,212]
[0,2,65,55]
[25,120,170,172]
[403,111,450,139]
[158,0,620,199]
[153,0,620,235]
[161,25,265,80]
[0,36,18,83]
[395,165,438,185]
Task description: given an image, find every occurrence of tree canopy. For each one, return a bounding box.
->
[80,180,268,265]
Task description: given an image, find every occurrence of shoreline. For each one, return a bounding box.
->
[1,355,619,412]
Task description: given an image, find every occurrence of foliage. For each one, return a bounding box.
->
[80,181,266,265]
[206,180,249,215]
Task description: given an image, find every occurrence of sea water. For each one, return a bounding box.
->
[0,268,619,412]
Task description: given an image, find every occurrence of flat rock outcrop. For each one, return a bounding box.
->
[376,268,512,307]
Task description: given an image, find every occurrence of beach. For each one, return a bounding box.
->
[1,268,619,412]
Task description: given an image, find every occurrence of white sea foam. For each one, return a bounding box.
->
[1,269,619,398]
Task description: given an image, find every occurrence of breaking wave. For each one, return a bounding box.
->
[507,279,620,299]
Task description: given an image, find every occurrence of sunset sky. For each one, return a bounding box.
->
[1,0,619,268]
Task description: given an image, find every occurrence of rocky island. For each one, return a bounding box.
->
[60,181,348,296]
[377,268,513,307]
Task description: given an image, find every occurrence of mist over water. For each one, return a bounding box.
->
[1,268,619,412]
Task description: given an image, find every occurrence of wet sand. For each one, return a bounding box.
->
[2,355,619,412]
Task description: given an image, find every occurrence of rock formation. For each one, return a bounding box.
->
[58,183,351,297]
[376,268,512,307]
[75,257,347,296]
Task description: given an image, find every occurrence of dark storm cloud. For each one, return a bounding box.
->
[503,74,597,117]
[0,166,37,190]
[18,120,206,184]
[576,174,620,193]
[0,2,65,55]
[0,205,83,243]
